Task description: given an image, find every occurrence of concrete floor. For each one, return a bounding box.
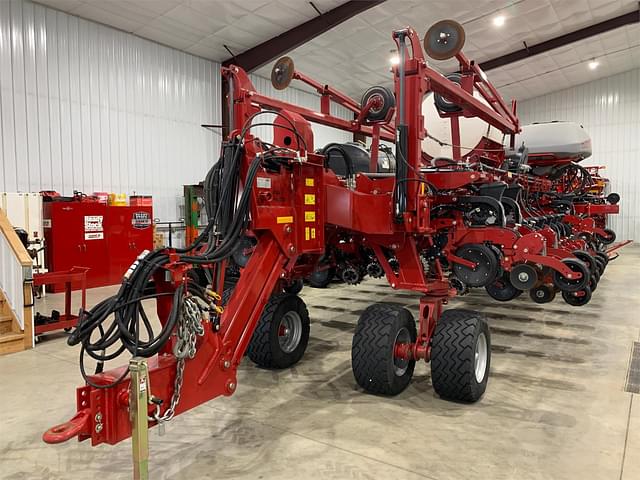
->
[1,246,640,480]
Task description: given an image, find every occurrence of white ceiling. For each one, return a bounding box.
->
[35,0,346,60]
[252,0,640,102]
[37,0,640,102]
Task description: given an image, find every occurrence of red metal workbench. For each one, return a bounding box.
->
[33,267,89,337]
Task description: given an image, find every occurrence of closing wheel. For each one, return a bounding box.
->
[553,258,590,292]
[594,256,606,276]
[509,263,538,290]
[351,303,417,395]
[360,86,395,122]
[485,272,522,302]
[452,244,499,288]
[247,294,310,369]
[562,286,592,307]
[431,309,490,403]
[529,284,556,304]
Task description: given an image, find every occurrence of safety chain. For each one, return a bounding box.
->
[149,295,205,425]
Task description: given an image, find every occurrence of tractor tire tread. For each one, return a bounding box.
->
[352,303,416,396]
[247,294,309,369]
[431,310,489,403]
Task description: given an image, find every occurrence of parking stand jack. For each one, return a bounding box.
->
[129,358,150,480]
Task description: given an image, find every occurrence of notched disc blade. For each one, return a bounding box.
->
[271,56,295,90]
[424,20,465,60]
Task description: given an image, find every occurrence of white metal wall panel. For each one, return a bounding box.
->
[249,74,353,150]
[0,0,220,221]
[1,192,42,238]
[0,231,30,330]
[517,68,640,241]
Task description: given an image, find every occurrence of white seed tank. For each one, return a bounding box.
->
[514,121,592,161]
[421,89,592,162]
[421,91,504,159]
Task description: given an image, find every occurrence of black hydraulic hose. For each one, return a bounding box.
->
[69,109,304,388]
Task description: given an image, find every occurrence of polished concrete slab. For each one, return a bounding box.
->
[1,245,639,480]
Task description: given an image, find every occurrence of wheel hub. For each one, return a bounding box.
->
[392,327,411,376]
[474,332,488,383]
[278,311,303,353]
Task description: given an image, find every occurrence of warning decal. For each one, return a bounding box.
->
[132,211,152,229]
[84,215,104,232]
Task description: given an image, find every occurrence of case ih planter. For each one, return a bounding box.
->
[43,21,624,462]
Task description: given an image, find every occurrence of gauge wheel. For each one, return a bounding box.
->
[485,272,522,302]
[561,286,592,307]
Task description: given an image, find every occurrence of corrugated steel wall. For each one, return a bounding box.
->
[0,0,220,221]
[0,1,354,224]
[517,68,640,241]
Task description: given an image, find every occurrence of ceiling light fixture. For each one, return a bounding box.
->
[493,15,505,27]
[390,54,400,65]
[588,59,599,70]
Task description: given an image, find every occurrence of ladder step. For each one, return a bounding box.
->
[0,315,13,334]
[0,332,24,355]
[0,332,23,343]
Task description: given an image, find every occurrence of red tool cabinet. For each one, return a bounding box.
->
[105,206,153,283]
[43,200,153,291]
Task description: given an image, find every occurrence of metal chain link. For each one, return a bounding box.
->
[150,296,205,425]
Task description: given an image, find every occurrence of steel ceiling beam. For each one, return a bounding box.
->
[479,8,640,72]
[222,0,386,72]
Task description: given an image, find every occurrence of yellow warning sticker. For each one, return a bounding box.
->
[304,211,316,222]
[277,216,294,224]
[305,227,310,241]
[311,228,316,239]
[305,178,314,187]
[304,194,315,205]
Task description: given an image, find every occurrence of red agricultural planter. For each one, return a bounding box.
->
[43,20,625,472]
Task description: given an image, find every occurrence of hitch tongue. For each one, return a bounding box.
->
[42,410,91,444]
